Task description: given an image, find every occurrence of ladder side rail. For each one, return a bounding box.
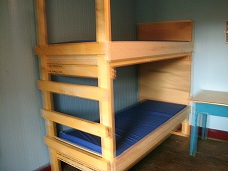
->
[35,0,61,170]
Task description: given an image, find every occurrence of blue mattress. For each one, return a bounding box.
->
[59,100,186,156]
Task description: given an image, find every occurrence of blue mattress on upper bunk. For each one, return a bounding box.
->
[59,100,186,156]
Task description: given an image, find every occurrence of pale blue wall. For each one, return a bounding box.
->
[0,0,49,170]
[46,0,96,43]
[137,0,228,131]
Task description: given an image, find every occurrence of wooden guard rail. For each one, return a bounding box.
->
[45,136,110,171]
[35,42,105,56]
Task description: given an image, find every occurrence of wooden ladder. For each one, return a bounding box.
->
[35,0,115,170]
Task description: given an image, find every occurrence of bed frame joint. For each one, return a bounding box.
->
[111,68,116,79]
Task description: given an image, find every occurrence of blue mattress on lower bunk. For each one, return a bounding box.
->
[59,100,186,156]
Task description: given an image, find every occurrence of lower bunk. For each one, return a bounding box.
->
[45,100,190,171]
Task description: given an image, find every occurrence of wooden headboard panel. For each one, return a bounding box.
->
[137,20,193,42]
[139,56,191,105]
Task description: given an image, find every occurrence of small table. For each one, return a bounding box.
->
[189,90,228,156]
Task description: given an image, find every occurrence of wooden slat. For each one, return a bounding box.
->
[37,80,106,101]
[41,109,109,138]
[47,55,97,65]
[106,41,193,61]
[45,136,110,171]
[47,64,98,78]
[110,53,190,67]
[56,153,94,171]
[137,20,193,42]
[35,42,105,56]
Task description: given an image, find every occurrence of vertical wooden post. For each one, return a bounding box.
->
[98,56,116,160]
[96,0,116,162]
[96,0,111,42]
[181,55,191,136]
[181,118,190,136]
[35,0,61,170]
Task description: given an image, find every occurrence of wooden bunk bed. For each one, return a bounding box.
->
[35,0,194,170]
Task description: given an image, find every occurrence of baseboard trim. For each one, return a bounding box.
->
[198,127,228,141]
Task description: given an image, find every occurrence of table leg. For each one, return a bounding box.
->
[190,112,198,156]
[201,114,208,140]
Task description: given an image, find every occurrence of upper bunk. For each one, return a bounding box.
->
[35,0,194,67]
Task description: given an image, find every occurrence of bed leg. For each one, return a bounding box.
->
[50,149,61,171]
[181,118,190,136]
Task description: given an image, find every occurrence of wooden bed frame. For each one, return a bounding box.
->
[35,0,193,170]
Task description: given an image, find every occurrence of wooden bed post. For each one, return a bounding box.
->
[35,0,61,170]
[96,0,116,163]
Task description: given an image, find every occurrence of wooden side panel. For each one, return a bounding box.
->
[114,107,190,171]
[137,20,193,42]
[139,56,191,105]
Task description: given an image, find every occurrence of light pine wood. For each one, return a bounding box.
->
[35,0,61,170]
[35,42,105,56]
[190,90,228,106]
[37,80,106,101]
[110,53,190,67]
[41,109,109,138]
[96,0,111,42]
[47,64,98,78]
[98,55,116,161]
[56,153,95,171]
[47,55,97,65]
[35,41,193,63]
[96,0,115,161]
[106,41,193,61]
[139,56,191,105]
[181,118,190,136]
[35,0,47,45]
[137,20,193,42]
[45,136,110,171]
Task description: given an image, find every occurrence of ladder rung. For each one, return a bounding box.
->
[42,109,109,138]
[47,64,98,78]
[47,55,97,65]
[37,80,106,101]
